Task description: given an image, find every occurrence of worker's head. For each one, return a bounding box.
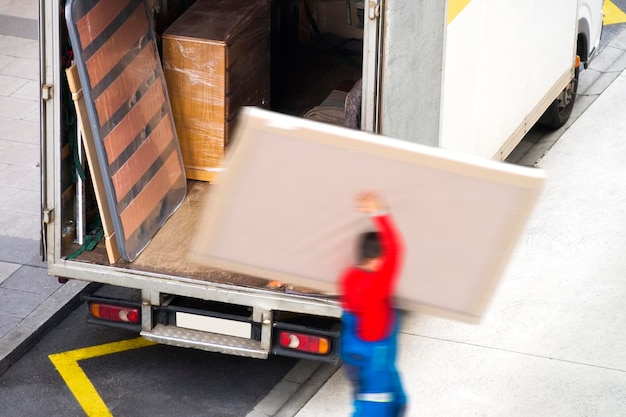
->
[358,231,382,271]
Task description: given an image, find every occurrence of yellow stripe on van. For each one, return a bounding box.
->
[448,0,472,24]
[603,0,626,25]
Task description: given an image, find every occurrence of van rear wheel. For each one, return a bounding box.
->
[538,66,579,129]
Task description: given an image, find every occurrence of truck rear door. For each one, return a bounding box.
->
[39,0,59,262]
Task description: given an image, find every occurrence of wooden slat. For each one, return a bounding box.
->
[102,79,166,165]
[76,0,132,48]
[94,42,158,127]
[66,64,121,264]
[84,3,149,89]
[111,116,175,202]
[119,151,182,240]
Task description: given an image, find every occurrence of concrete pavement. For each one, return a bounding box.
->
[0,0,91,375]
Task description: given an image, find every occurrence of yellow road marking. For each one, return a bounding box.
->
[49,337,157,417]
[448,0,472,24]
[604,0,626,25]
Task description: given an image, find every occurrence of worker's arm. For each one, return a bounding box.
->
[355,191,403,297]
[371,213,402,297]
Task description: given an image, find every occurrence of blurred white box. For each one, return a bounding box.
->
[189,108,545,323]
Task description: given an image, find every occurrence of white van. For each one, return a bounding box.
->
[39,0,603,361]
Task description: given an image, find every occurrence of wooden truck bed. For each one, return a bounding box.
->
[69,180,328,295]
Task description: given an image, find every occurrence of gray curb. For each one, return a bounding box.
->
[247,360,340,417]
[0,279,97,375]
[0,15,37,40]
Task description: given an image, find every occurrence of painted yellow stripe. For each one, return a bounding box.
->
[49,337,157,417]
[603,0,626,25]
[448,0,472,24]
[49,355,111,417]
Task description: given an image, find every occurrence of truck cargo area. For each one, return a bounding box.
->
[44,0,356,362]
[57,0,363,288]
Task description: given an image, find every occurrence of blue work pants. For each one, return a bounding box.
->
[340,311,407,417]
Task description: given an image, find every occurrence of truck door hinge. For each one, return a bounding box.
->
[368,0,380,19]
[43,208,54,224]
[42,84,54,101]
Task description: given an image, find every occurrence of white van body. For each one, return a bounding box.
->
[372,0,603,159]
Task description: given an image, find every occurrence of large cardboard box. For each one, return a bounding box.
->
[162,0,270,182]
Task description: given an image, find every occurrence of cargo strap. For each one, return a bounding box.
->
[66,220,104,260]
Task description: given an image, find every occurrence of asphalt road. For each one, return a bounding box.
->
[0,297,298,417]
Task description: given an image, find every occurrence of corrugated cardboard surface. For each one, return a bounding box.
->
[189,108,545,323]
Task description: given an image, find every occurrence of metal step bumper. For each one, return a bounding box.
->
[141,324,269,359]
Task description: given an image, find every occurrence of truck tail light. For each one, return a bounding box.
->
[278,331,330,355]
[90,302,140,324]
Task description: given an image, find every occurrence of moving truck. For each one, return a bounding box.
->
[39,0,603,363]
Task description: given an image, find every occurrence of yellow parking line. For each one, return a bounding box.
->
[49,337,157,417]
[604,0,626,25]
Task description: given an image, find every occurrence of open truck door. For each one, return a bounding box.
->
[360,0,383,132]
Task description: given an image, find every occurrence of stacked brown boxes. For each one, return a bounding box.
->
[162,0,271,182]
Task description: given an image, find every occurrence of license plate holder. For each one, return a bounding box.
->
[175,312,251,339]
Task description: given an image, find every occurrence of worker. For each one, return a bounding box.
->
[339,191,407,416]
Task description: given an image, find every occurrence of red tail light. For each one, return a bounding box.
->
[279,331,330,355]
[90,303,140,324]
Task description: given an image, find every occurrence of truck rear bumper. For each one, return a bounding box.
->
[84,288,341,363]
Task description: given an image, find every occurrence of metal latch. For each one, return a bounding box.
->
[42,84,54,100]
[43,208,54,224]
[368,0,380,19]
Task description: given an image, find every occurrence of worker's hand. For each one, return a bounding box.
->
[356,191,385,214]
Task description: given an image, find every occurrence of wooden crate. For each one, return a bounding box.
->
[162,0,270,182]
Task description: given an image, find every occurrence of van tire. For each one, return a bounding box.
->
[538,66,579,129]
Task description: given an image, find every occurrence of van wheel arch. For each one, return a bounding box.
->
[538,65,579,129]
[577,31,589,65]
[538,31,587,129]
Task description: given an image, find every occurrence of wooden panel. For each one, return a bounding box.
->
[189,108,546,323]
[75,0,132,46]
[119,150,183,239]
[94,42,159,127]
[102,79,166,165]
[163,36,226,182]
[84,4,150,89]
[226,37,271,113]
[65,64,121,264]
[111,116,175,202]
[162,33,222,181]
[162,0,270,182]
[66,0,187,262]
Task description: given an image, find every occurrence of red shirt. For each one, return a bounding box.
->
[339,214,403,341]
